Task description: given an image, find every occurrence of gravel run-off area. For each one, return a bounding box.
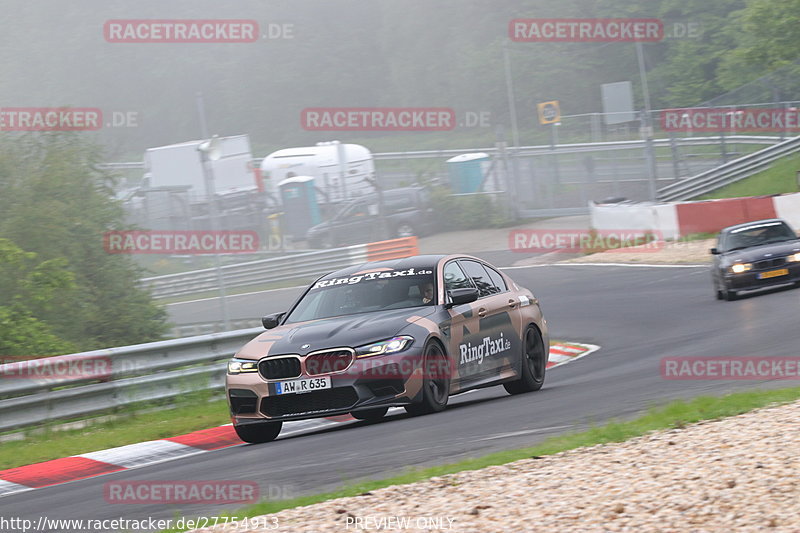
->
[190,399,800,533]
[559,238,715,265]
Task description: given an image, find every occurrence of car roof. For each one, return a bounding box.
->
[721,218,789,234]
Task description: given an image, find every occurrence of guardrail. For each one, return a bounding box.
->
[657,135,800,201]
[0,328,263,432]
[141,236,418,299]
[98,136,783,171]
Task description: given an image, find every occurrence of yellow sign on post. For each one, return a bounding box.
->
[537,101,561,125]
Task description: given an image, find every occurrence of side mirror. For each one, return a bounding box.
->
[261,312,285,329]
[710,248,719,255]
[445,288,479,308]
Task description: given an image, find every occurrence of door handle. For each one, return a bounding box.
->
[478,308,487,318]
[508,298,517,308]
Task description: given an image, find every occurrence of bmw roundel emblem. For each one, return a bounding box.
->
[301,344,310,350]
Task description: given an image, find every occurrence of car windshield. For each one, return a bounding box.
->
[284,268,435,323]
[723,222,797,251]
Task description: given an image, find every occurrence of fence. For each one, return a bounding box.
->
[101,130,787,218]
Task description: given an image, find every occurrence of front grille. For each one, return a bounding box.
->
[259,356,301,380]
[260,387,359,417]
[305,349,354,376]
[754,257,787,270]
[228,389,258,415]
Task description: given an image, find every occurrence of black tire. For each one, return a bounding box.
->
[233,420,282,443]
[395,223,416,238]
[722,287,738,301]
[352,407,389,422]
[713,275,724,300]
[404,341,450,416]
[504,326,547,395]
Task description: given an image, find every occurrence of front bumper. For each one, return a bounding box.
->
[227,346,429,423]
[724,263,800,291]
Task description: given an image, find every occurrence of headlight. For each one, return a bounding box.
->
[227,358,258,374]
[355,336,414,358]
[730,263,752,274]
[787,252,800,262]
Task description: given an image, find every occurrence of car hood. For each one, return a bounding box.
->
[236,306,438,359]
[722,240,800,264]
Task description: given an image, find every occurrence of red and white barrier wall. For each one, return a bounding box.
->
[591,192,800,239]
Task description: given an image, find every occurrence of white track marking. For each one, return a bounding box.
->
[502,263,707,270]
[0,480,33,498]
[474,425,574,441]
[79,440,200,469]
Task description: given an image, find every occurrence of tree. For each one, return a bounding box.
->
[0,239,76,356]
[0,133,168,351]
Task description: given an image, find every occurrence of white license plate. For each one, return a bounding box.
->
[275,376,331,395]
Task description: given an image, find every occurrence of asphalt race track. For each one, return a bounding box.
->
[3,263,799,531]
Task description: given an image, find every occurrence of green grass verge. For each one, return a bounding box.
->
[157,385,800,532]
[700,152,800,199]
[0,394,230,470]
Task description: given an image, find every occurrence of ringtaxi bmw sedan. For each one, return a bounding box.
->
[226,254,548,443]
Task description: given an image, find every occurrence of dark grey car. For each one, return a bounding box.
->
[711,219,800,300]
[306,187,434,248]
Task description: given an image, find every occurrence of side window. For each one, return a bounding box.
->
[443,261,473,293]
[385,193,415,214]
[350,203,370,217]
[484,265,507,293]
[459,260,498,297]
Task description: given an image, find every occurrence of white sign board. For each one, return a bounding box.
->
[601,81,636,125]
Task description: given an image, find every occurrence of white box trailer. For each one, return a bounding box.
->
[260,141,375,203]
[144,135,257,200]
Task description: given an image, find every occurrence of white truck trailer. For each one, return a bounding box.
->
[259,141,375,203]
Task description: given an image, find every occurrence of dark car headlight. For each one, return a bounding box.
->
[228,357,258,374]
[355,336,414,358]
[730,263,752,274]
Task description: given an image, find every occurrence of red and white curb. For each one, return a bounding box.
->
[0,342,598,498]
[547,342,599,368]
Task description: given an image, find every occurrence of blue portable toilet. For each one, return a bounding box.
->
[445,153,490,193]
[278,176,321,239]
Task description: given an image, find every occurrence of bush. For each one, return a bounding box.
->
[429,188,514,231]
